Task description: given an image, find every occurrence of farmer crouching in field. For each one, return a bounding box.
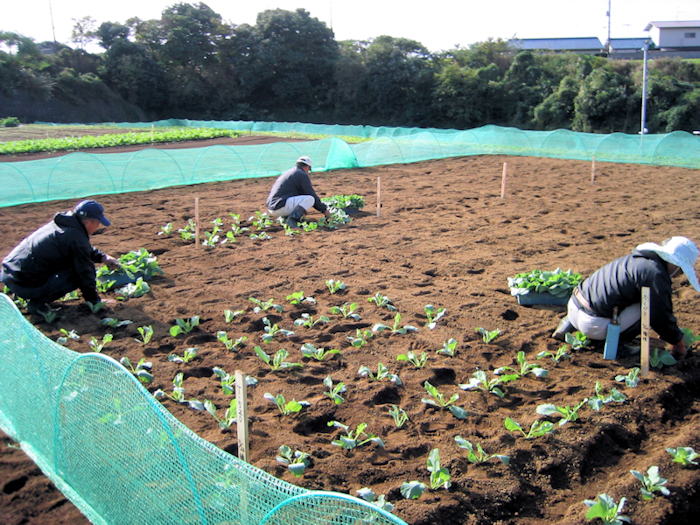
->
[1,200,120,315]
[553,237,699,359]
[266,156,332,227]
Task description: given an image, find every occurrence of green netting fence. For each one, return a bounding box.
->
[3,121,700,208]
[0,294,406,525]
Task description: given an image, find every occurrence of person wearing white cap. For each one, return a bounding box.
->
[1,200,120,315]
[554,236,699,358]
[266,156,332,227]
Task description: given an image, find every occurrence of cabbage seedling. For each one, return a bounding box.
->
[39,309,59,324]
[88,334,113,353]
[459,370,510,398]
[217,331,246,351]
[249,297,283,314]
[566,331,591,349]
[425,305,446,330]
[294,313,330,328]
[301,343,339,361]
[588,381,626,411]
[347,328,373,347]
[157,222,173,236]
[249,211,273,230]
[261,317,294,343]
[330,302,360,320]
[57,328,80,345]
[355,488,394,513]
[422,381,467,420]
[427,448,451,490]
[168,347,198,364]
[86,301,106,313]
[286,291,316,306]
[681,327,700,350]
[154,372,204,410]
[264,393,309,416]
[135,325,154,345]
[170,316,200,337]
[326,279,346,294]
[537,345,571,363]
[323,375,346,404]
[255,346,302,371]
[438,338,458,357]
[388,405,409,428]
[276,445,311,477]
[120,356,153,384]
[615,367,640,388]
[666,446,699,467]
[372,312,418,335]
[202,219,222,247]
[630,466,670,500]
[583,494,630,525]
[204,399,237,429]
[368,292,396,311]
[250,232,272,241]
[60,290,79,301]
[650,348,676,369]
[504,417,554,439]
[358,363,402,385]
[300,221,318,232]
[454,436,510,465]
[476,327,501,343]
[223,309,243,323]
[495,351,548,379]
[178,219,197,241]
[536,398,588,426]
[116,277,150,299]
[327,421,384,449]
[101,317,132,328]
[3,286,28,309]
[212,367,258,395]
[96,279,116,293]
[401,481,427,500]
[397,350,428,369]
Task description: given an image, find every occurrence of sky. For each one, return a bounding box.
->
[2,0,699,53]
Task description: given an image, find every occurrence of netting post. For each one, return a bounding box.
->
[501,162,508,198]
[235,370,249,462]
[641,287,650,376]
[591,156,596,185]
[194,197,200,247]
[377,177,382,217]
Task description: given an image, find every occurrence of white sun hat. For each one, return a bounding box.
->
[636,236,700,292]
[297,156,312,168]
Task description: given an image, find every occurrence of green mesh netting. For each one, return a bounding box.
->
[0,294,407,525]
[4,121,700,208]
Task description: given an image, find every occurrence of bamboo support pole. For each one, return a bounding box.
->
[194,197,200,246]
[235,370,249,462]
[377,177,382,217]
[641,287,650,376]
[591,156,596,184]
[501,162,508,198]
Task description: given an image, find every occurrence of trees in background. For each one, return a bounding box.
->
[2,3,700,133]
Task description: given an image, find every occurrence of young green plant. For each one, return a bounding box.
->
[583,494,630,525]
[323,376,346,405]
[276,445,311,477]
[424,305,446,329]
[422,381,467,420]
[264,393,309,416]
[397,350,428,369]
[388,405,409,428]
[630,465,670,500]
[455,436,510,465]
[358,363,402,385]
[427,448,451,490]
[327,421,384,449]
[168,347,198,364]
[372,312,418,335]
[169,316,200,337]
[255,346,302,371]
[476,327,501,343]
[504,417,554,439]
[301,343,339,361]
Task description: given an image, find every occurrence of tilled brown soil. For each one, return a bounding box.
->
[2,136,700,525]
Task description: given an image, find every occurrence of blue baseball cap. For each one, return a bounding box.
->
[74,200,111,226]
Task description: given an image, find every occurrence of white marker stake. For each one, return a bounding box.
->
[377,177,382,217]
[501,162,508,198]
[641,287,650,376]
[235,370,249,462]
[194,197,200,247]
[591,156,596,184]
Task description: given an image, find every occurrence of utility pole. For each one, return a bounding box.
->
[48,0,57,42]
[606,0,611,55]
[640,39,650,151]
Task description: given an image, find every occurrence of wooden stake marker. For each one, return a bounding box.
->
[501,162,508,198]
[194,197,200,246]
[640,287,650,376]
[377,177,382,217]
[235,370,249,462]
[591,156,596,184]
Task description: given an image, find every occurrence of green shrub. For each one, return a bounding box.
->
[1,117,20,127]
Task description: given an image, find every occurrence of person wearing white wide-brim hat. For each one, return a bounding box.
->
[265,156,332,228]
[555,236,699,359]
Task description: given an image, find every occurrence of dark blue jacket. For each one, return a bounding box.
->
[579,249,682,344]
[266,166,327,213]
[2,212,105,303]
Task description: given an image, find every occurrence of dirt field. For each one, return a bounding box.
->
[2,132,700,525]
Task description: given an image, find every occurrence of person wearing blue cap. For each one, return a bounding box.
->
[266,156,332,227]
[1,200,120,315]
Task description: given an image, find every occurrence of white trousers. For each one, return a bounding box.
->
[267,195,315,217]
[567,295,641,340]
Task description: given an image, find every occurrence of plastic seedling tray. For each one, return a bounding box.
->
[516,292,570,306]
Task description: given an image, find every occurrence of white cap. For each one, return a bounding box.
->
[297,156,312,168]
[636,237,700,292]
